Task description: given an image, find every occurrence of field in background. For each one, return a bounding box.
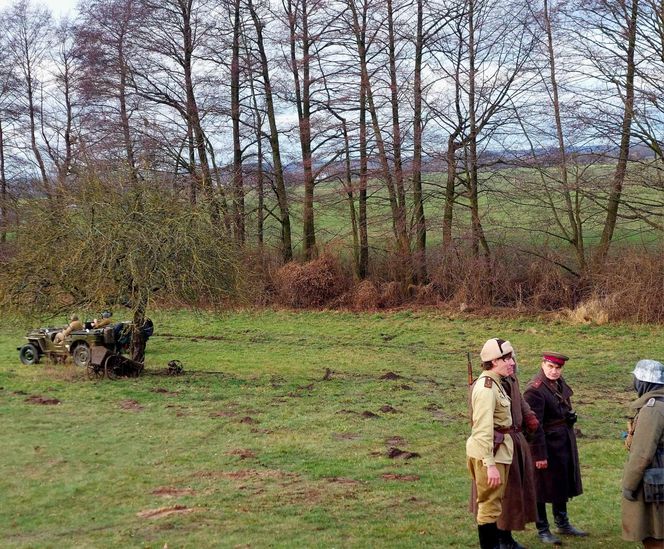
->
[1,309,661,547]
[253,164,659,257]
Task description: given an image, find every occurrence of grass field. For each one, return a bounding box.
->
[1,309,662,548]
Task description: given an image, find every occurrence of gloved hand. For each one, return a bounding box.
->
[524,412,539,433]
[622,488,637,501]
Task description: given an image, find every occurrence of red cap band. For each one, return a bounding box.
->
[543,355,566,366]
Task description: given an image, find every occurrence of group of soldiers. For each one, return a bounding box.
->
[467,338,664,549]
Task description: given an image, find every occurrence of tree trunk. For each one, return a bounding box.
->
[411,0,427,282]
[287,0,317,259]
[249,0,292,261]
[231,0,245,244]
[0,119,6,244]
[543,0,585,271]
[596,0,639,266]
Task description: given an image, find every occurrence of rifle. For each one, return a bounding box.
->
[467,352,474,386]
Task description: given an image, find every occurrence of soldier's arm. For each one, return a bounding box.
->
[471,383,498,467]
[623,405,664,492]
[524,388,548,461]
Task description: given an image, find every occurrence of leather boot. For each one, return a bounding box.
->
[536,521,562,545]
[497,528,528,549]
[553,511,588,537]
[478,522,499,549]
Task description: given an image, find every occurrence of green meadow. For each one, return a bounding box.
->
[1,309,661,547]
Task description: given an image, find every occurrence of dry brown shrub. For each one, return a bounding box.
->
[272,254,349,308]
[379,281,405,308]
[563,297,610,325]
[592,248,664,323]
[352,280,380,310]
[413,283,440,305]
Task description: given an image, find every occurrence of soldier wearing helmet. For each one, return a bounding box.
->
[622,359,664,548]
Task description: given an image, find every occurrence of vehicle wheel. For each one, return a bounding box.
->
[19,344,40,365]
[72,343,91,368]
[86,363,105,380]
[105,355,122,380]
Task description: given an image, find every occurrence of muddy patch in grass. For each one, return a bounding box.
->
[137,505,198,519]
[227,449,257,460]
[119,399,144,411]
[379,372,403,380]
[379,405,399,413]
[238,416,259,424]
[151,487,196,498]
[387,447,421,459]
[362,411,380,418]
[150,387,180,397]
[382,473,420,481]
[25,395,61,405]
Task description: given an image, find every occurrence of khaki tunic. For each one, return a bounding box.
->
[470,375,538,531]
[467,370,514,466]
[622,387,664,542]
[467,370,514,524]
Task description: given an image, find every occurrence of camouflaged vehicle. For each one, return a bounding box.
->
[17,321,132,368]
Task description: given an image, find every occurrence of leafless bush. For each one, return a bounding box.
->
[352,280,380,310]
[272,254,349,308]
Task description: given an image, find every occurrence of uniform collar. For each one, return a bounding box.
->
[631,386,664,410]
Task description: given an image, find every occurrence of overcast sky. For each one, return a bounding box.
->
[0,0,78,18]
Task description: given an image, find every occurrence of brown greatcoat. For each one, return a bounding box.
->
[622,387,664,543]
[470,375,538,531]
[524,369,583,503]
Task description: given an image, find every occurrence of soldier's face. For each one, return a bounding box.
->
[542,360,563,380]
[492,353,515,377]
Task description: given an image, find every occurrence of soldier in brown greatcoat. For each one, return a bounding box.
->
[622,359,664,548]
[496,372,539,549]
[54,314,83,344]
[524,352,587,545]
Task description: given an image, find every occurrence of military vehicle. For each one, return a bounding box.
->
[17,322,132,368]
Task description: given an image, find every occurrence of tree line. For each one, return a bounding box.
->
[0,0,662,289]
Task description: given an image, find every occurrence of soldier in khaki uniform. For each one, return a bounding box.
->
[92,311,113,328]
[622,360,664,548]
[54,314,83,344]
[467,338,516,549]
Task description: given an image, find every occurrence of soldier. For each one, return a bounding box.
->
[467,338,516,549]
[54,314,83,344]
[92,311,113,328]
[622,359,664,548]
[496,356,539,549]
[524,352,587,545]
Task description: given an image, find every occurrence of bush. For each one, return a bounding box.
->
[273,254,349,308]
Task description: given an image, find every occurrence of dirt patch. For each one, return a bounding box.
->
[209,409,237,418]
[151,487,196,498]
[227,449,257,460]
[25,395,61,405]
[399,384,413,391]
[379,372,403,380]
[379,405,399,413]
[216,469,299,481]
[150,387,179,396]
[387,447,421,459]
[13,390,28,395]
[137,505,197,519]
[333,432,361,441]
[385,436,406,446]
[362,411,380,419]
[238,416,259,424]
[322,368,333,381]
[382,473,420,481]
[119,399,144,411]
[325,477,361,485]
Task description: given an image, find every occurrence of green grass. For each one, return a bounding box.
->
[1,309,660,547]
[251,162,660,257]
